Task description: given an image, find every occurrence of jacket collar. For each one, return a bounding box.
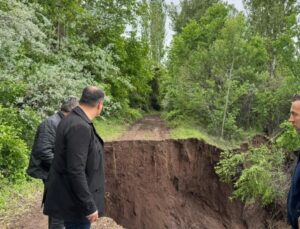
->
[57,111,65,119]
[73,106,104,145]
[73,106,92,124]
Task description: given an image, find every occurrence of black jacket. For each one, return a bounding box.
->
[288,150,300,229]
[27,112,64,180]
[43,106,105,220]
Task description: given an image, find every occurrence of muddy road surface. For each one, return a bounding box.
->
[118,115,170,140]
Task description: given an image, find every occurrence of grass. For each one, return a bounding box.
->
[93,117,131,141]
[0,178,43,226]
[0,116,135,227]
[167,120,258,150]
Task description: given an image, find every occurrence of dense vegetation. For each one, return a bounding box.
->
[0,0,167,183]
[163,0,300,139]
[1,0,300,216]
[163,0,300,209]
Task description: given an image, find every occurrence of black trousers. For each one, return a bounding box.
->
[43,179,65,229]
[49,216,65,229]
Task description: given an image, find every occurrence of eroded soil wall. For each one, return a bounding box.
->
[104,139,268,229]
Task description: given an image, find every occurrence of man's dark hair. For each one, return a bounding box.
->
[79,86,105,107]
[292,94,300,102]
[60,96,79,112]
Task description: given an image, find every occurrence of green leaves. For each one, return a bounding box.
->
[0,0,157,183]
[164,3,264,139]
[164,0,299,140]
[216,120,300,207]
[216,146,286,206]
[0,124,28,182]
[276,121,300,151]
[215,150,245,183]
[171,0,219,33]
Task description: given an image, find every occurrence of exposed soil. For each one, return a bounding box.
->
[239,134,270,152]
[118,115,170,141]
[2,191,48,229]
[3,192,124,229]
[104,139,289,229]
[3,115,289,228]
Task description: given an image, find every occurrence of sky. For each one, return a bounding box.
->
[165,0,245,46]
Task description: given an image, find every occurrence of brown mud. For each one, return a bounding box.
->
[104,139,288,229]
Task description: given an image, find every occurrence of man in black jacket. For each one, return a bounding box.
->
[44,86,105,229]
[27,96,79,229]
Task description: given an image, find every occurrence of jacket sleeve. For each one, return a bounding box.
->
[34,120,56,169]
[65,124,97,216]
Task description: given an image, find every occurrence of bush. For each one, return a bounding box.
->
[122,105,143,121]
[215,145,287,206]
[276,121,300,152]
[0,105,40,146]
[208,109,243,140]
[0,124,28,182]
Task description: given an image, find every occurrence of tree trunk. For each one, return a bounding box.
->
[221,59,235,139]
[268,46,276,78]
[57,21,65,50]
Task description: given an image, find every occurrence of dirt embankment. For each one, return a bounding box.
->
[104,139,287,229]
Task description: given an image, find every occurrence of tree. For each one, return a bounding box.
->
[164,3,285,139]
[149,0,166,64]
[170,0,219,32]
[210,14,247,139]
[243,0,299,78]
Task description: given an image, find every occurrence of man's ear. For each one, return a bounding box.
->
[98,100,103,110]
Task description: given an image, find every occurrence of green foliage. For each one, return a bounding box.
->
[170,0,219,33]
[149,0,166,63]
[243,0,299,79]
[94,118,130,142]
[121,34,153,110]
[216,146,286,206]
[122,105,143,121]
[0,105,40,145]
[0,0,158,186]
[0,0,154,119]
[276,121,300,151]
[215,116,300,207]
[215,150,245,183]
[0,79,27,106]
[163,0,299,140]
[0,125,28,182]
[164,4,254,139]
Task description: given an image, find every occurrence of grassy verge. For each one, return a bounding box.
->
[167,120,258,150]
[0,178,43,226]
[94,117,132,141]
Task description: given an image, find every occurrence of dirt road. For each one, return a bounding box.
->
[118,115,170,141]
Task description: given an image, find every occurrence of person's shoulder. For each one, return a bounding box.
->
[48,112,61,121]
[63,116,92,138]
[45,112,62,127]
[62,112,90,129]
